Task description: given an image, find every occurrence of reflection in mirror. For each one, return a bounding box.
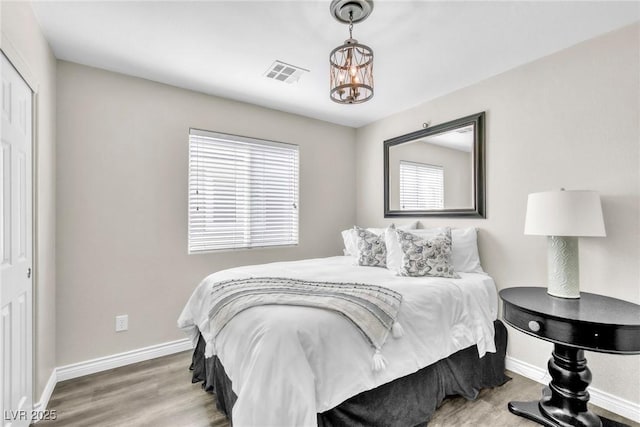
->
[384,112,485,218]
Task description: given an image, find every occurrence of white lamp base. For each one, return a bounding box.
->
[547,236,580,298]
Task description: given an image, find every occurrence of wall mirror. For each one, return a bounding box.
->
[384,112,485,218]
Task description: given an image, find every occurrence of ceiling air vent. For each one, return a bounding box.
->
[264,60,309,84]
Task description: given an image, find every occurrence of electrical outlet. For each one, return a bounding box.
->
[115,315,128,332]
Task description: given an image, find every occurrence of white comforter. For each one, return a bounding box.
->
[178,256,498,427]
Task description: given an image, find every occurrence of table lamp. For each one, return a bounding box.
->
[524,189,606,298]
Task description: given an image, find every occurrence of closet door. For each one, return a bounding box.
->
[1,52,33,427]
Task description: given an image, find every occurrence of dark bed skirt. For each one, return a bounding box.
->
[190,320,509,427]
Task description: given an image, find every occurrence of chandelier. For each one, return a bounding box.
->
[329,0,374,104]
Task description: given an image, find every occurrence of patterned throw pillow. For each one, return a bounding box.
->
[355,226,387,268]
[395,228,459,278]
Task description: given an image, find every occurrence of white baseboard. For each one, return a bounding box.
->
[505,355,551,384]
[33,338,192,420]
[505,355,640,423]
[32,368,57,422]
[57,338,193,382]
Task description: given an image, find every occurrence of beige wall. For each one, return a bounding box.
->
[388,141,472,209]
[1,1,57,401]
[355,24,640,404]
[55,61,356,365]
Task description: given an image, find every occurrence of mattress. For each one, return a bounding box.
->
[178,256,499,426]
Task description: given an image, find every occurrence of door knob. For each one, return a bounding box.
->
[27,268,31,279]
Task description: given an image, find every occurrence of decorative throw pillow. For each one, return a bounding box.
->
[387,227,485,274]
[395,228,459,278]
[342,221,419,257]
[386,225,446,274]
[355,226,387,268]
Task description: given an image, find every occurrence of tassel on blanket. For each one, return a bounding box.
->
[371,349,387,372]
[204,340,216,358]
[391,321,404,338]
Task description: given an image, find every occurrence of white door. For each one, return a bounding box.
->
[0,53,33,427]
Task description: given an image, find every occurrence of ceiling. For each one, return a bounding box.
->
[32,1,639,128]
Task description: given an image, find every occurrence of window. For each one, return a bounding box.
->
[399,161,444,210]
[188,129,299,253]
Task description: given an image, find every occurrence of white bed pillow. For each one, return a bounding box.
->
[341,222,418,257]
[386,226,484,274]
[342,228,376,257]
[450,227,485,274]
[399,221,420,230]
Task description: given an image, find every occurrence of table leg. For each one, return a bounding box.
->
[539,344,600,426]
[508,344,625,427]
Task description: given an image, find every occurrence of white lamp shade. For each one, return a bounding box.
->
[524,190,606,237]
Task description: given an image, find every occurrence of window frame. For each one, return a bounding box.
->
[188,128,299,254]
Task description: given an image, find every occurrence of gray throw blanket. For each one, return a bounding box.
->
[207,277,404,371]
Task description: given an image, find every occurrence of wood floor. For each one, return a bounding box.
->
[37,351,637,427]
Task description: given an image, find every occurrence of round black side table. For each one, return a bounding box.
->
[500,287,640,427]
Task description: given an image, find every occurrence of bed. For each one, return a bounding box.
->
[178,253,508,427]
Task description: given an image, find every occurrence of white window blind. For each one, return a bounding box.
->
[399,161,444,210]
[188,129,299,253]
